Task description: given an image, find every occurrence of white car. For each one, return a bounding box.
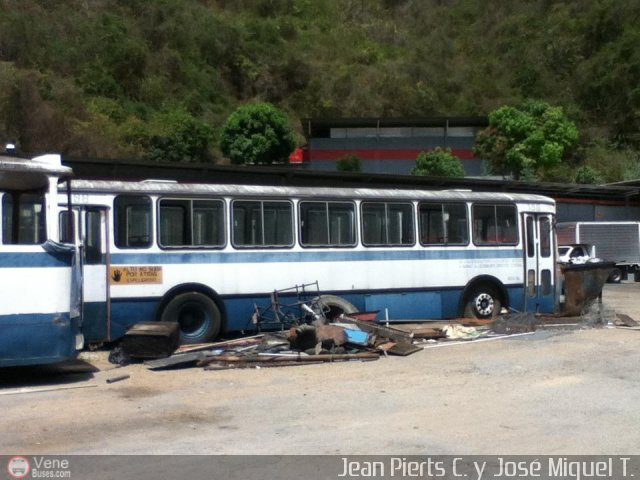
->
[558,244,592,264]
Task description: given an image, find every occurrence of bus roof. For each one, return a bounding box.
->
[70,179,555,205]
[0,154,72,190]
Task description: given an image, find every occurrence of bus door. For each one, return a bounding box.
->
[523,213,555,313]
[80,207,111,342]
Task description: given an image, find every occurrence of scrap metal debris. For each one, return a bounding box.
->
[144,314,427,371]
[199,352,380,370]
[614,313,639,328]
[142,310,553,371]
[132,279,631,373]
[106,374,130,384]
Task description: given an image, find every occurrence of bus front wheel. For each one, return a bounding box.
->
[463,285,502,321]
[160,292,221,344]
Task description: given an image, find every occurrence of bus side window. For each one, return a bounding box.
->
[362,202,414,246]
[263,202,293,246]
[2,193,12,243]
[159,198,226,249]
[232,200,292,248]
[329,203,355,245]
[159,200,188,247]
[193,200,225,246]
[472,204,517,246]
[85,210,103,264]
[419,202,467,245]
[59,211,76,243]
[114,195,152,249]
[496,205,517,243]
[362,203,385,245]
[419,203,444,244]
[445,204,468,244]
[2,192,46,245]
[300,201,355,247]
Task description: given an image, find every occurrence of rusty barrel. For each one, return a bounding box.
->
[560,261,615,316]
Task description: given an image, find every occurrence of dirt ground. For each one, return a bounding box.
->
[1,283,640,455]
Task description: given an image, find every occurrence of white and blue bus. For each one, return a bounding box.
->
[0,154,82,367]
[64,179,557,344]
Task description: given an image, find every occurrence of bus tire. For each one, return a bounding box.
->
[463,284,502,321]
[160,292,221,344]
[315,295,358,322]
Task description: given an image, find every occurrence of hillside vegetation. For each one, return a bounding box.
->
[0,0,638,181]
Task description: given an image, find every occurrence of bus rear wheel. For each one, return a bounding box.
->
[463,285,502,321]
[315,295,358,323]
[160,292,221,344]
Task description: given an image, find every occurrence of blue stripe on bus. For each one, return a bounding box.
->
[0,251,73,268]
[0,248,522,268]
[110,248,522,265]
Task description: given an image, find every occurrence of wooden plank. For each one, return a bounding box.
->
[198,352,379,366]
[174,335,266,353]
[0,384,98,396]
[390,323,450,339]
[204,361,325,370]
[388,321,459,329]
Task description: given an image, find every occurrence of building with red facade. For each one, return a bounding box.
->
[291,117,488,176]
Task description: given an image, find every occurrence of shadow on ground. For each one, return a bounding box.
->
[0,359,98,388]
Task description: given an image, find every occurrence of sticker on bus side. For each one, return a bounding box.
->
[110,266,163,285]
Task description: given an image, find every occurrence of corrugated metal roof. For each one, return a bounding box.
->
[62,156,640,203]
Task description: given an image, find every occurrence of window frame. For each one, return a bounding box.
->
[360,201,415,247]
[113,194,153,250]
[231,198,295,249]
[1,190,47,245]
[156,197,227,250]
[298,200,357,248]
[471,202,519,247]
[418,201,470,247]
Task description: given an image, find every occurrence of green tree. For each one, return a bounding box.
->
[574,165,602,184]
[411,147,465,177]
[144,109,215,163]
[474,100,579,180]
[336,154,362,172]
[220,102,296,165]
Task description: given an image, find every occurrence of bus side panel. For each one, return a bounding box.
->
[105,299,159,342]
[222,289,465,328]
[507,287,526,313]
[0,313,78,367]
[0,255,79,366]
[82,302,108,342]
[364,291,443,320]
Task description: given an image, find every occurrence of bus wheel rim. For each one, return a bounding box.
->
[475,293,494,316]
